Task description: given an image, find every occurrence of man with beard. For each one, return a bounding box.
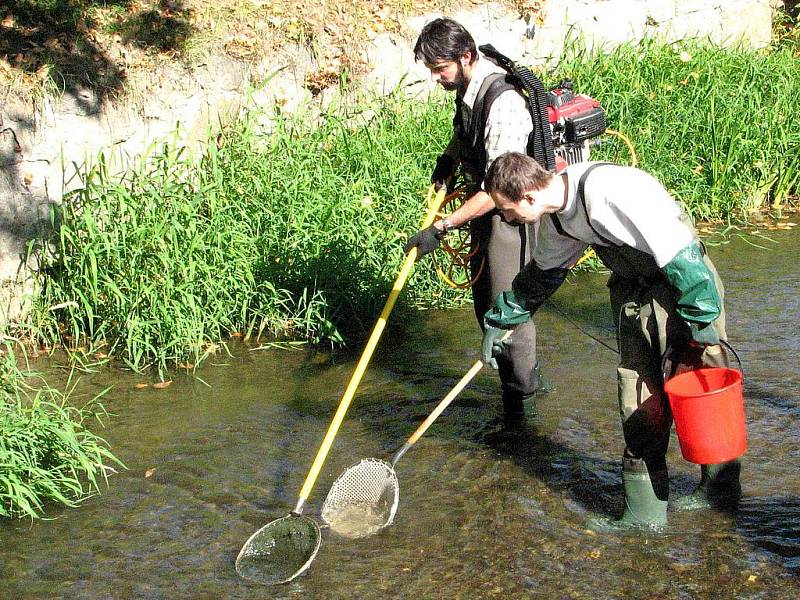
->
[404,18,549,421]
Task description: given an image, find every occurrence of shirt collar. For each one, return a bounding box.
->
[460,54,507,110]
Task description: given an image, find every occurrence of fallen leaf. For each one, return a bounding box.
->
[135,383,149,389]
[144,468,156,478]
[152,380,173,389]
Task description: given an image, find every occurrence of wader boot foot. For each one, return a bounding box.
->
[502,392,537,425]
[533,364,555,394]
[587,458,668,533]
[673,460,741,511]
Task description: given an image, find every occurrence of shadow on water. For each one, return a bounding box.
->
[737,496,800,575]
[481,419,621,519]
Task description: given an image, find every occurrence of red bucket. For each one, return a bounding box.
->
[664,367,746,464]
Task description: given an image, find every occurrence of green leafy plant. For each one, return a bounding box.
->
[555,34,799,218]
[30,91,461,375]
[0,343,124,519]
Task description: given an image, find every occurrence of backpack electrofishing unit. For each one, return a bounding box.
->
[478,44,608,172]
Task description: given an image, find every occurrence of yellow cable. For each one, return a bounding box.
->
[604,128,638,167]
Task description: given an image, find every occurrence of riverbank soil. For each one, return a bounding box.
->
[0,0,543,104]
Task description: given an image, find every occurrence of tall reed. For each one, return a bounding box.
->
[31,92,460,375]
[556,34,799,219]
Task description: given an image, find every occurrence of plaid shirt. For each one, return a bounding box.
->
[444,54,533,177]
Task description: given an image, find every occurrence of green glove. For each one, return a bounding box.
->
[484,290,532,328]
[484,265,569,328]
[661,240,722,325]
[689,321,720,346]
[481,322,512,369]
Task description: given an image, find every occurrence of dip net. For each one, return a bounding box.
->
[321,458,399,539]
[235,514,321,584]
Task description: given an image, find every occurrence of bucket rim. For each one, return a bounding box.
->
[664,366,742,397]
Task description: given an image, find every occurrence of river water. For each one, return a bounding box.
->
[1,227,798,599]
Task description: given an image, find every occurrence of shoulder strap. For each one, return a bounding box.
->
[471,73,514,148]
[479,44,556,172]
[549,213,579,241]
[576,163,617,246]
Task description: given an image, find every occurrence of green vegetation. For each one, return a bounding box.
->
[26,31,799,376]
[559,33,800,219]
[0,343,124,519]
[29,93,459,376]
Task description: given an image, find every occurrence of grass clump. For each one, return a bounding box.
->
[0,343,124,519]
[30,92,461,376]
[556,33,800,220]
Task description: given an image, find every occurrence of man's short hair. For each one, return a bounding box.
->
[484,152,553,201]
[414,18,478,65]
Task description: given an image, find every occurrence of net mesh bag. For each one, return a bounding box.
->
[235,514,320,584]
[321,458,399,539]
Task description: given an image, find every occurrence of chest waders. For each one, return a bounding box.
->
[561,165,739,531]
[577,165,740,529]
[453,67,546,414]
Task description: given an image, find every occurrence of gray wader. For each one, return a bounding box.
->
[599,242,737,526]
[564,164,741,528]
[470,209,542,409]
[452,71,545,413]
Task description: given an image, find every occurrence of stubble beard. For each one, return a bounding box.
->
[439,63,467,93]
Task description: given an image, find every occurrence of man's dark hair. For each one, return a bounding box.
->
[414,18,478,65]
[485,152,553,201]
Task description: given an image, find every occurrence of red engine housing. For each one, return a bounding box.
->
[546,81,607,171]
[547,93,603,125]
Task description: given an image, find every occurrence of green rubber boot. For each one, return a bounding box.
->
[672,460,741,511]
[533,364,555,394]
[588,457,668,532]
[501,392,537,425]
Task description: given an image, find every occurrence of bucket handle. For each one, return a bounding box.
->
[662,339,743,383]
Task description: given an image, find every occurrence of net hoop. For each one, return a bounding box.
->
[321,458,399,538]
[235,514,321,585]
